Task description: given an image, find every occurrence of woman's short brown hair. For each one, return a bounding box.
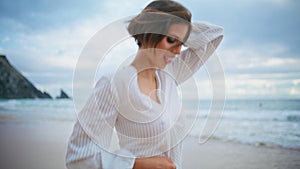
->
[127,0,192,48]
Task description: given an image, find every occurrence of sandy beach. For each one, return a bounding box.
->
[0,119,299,169]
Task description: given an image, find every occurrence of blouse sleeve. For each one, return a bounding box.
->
[166,21,224,84]
[170,143,183,169]
[66,77,135,169]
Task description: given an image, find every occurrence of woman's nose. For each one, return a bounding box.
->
[172,45,181,55]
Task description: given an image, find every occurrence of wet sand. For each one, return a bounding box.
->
[182,137,300,169]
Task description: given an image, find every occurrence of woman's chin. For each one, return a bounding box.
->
[158,63,168,69]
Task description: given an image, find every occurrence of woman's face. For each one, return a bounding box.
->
[153,23,189,69]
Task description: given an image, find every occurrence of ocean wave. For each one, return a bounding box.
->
[287,115,300,122]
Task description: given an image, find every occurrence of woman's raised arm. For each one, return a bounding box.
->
[166,21,224,84]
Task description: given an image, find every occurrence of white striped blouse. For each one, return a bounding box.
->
[66,21,224,169]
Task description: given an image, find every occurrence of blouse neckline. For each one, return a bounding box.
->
[128,65,163,106]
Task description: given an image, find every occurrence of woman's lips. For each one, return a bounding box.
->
[164,55,173,64]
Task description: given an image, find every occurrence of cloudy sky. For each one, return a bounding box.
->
[0,0,299,99]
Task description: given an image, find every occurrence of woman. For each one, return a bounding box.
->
[66,0,223,168]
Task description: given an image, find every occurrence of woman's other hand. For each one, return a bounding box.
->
[133,156,176,169]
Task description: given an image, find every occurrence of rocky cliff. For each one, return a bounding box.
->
[56,89,71,99]
[0,55,52,99]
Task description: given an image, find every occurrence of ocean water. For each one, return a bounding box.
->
[0,99,299,149]
[188,99,300,149]
[0,99,75,122]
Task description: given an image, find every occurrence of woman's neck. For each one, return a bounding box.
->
[131,49,156,80]
[131,49,159,103]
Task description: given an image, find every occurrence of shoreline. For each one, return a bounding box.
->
[2,117,299,151]
[188,134,300,151]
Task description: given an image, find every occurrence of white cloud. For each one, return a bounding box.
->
[289,87,300,95]
[235,57,300,70]
[103,0,147,14]
[223,73,300,99]
[0,18,29,32]
[254,0,292,5]
[292,79,300,85]
[181,72,300,99]
[226,0,292,6]
[219,42,299,73]
[2,36,10,43]
[263,58,296,67]
[189,0,292,5]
